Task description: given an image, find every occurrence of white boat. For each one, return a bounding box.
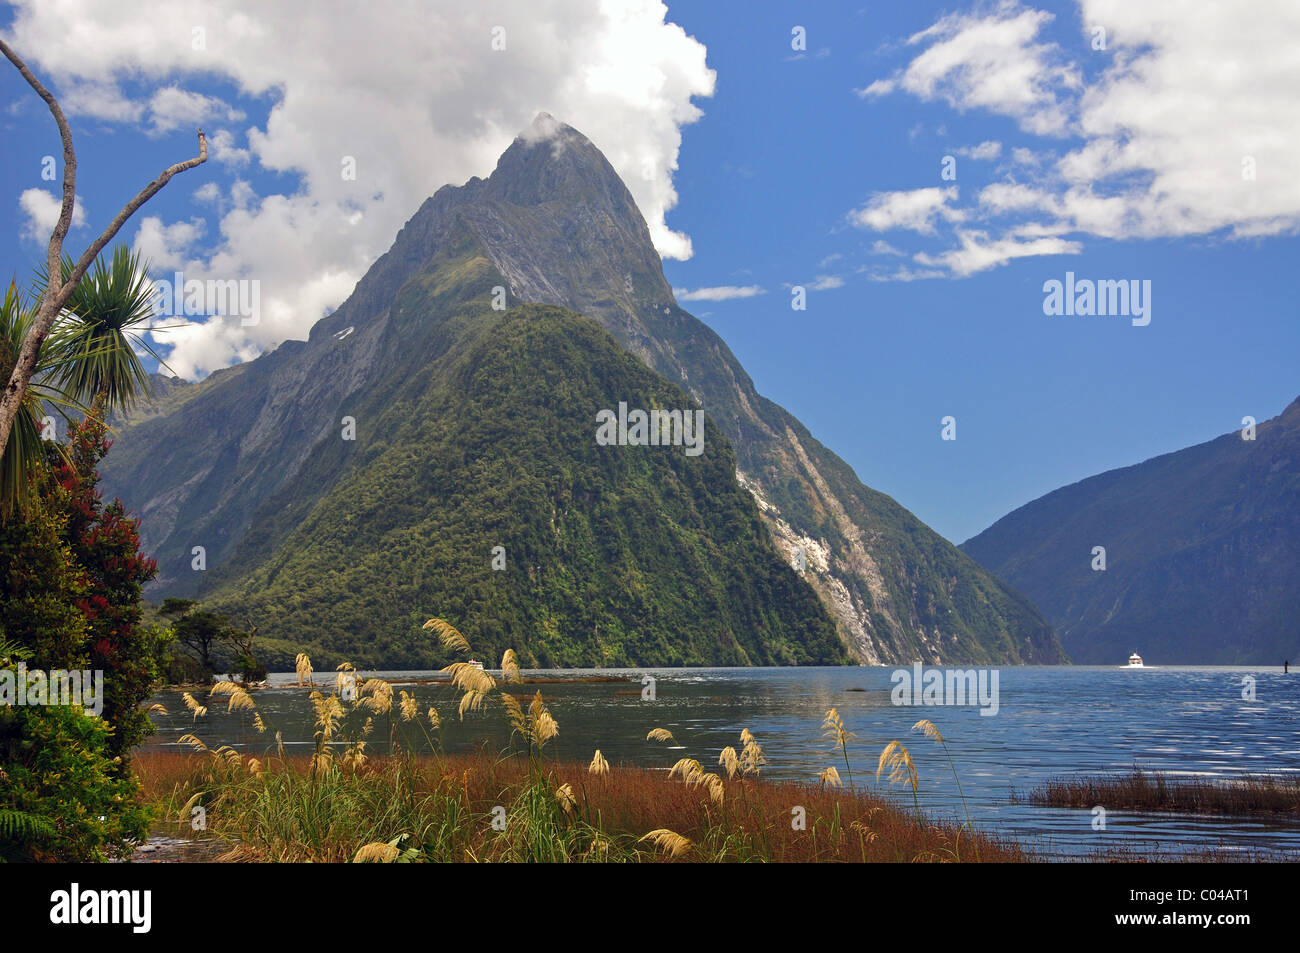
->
[466,659,485,671]
[1127,652,1144,667]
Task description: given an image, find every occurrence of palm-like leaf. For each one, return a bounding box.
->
[0,281,58,518]
[37,245,162,414]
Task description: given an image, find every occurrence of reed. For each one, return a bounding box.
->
[1016,769,1300,817]
[133,749,1024,863]
[129,625,1024,863]
[911,719,978,861]
[822,707,854,790]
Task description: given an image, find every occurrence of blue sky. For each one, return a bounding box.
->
[2,0,1297,542]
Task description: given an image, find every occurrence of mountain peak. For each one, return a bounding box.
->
[520,111,569,141]
[484,113,623,209]
[101,111,1066,668]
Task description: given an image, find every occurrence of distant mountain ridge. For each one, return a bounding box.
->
[101,114,1064,666]
[962,397,1300,664]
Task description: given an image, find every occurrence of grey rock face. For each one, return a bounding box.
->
[102,114,1063,664]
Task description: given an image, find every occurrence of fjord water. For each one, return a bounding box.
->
[145,666,1300,858]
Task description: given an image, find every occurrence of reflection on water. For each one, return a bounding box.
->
[142,665,1300,858]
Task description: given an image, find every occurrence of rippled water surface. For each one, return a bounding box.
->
[144,665,1300,858]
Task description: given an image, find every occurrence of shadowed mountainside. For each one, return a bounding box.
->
[963,398,1300,664]
[102,114,1063,666]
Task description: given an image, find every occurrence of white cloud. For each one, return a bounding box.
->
[913,229,1081,277]
[848,186,962,234]
[59,82,144,122]
[205,128,252,167]
[865,265,946,283]
[807,275,844,291]
[869,239,907,257]
[977,182,1056,214]
[18,188,87,244]
[1010,146,1042,167]
[674,284,765,302]
[193,182,222,204]
[857,1,1080,136]
[1059,0,1300,240]
[954,140,1002,160]
[1007,221,1072,239]
[147,86,245,135]
[150,319,265,376]
[5,0,715,377]
[132,216,206,272]
[851,0,1300,277]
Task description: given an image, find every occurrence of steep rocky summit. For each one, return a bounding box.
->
[102,114,1064,666]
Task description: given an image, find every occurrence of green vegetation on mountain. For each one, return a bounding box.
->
[209,314,841,666]
[186,238,843,667]
[101,115,1063,666]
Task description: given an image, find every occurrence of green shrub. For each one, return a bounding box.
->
[0,699,147,862]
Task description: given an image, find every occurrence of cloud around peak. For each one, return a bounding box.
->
[4,0,715,378]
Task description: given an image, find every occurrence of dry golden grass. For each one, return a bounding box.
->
[739,729,766,777]
[532,710,558,747]
[358,678,394,715]
[333,662,355,695]
[501,691,526,734]
[398,691,419,722]
[444,662,496,696]
[668,757,704,783]
[555,783,576,815]
[819,766,843,788]
[353,841,400,863]
[132,749,1029,863]
[308,690,345,741]
[132,641,1020,864]
[500,649,521,684]
[823,708,852,749]
[422,618,470,655]
[913,719,944,743]
[877,741,918,791]
[639,828,693,858]
[181,692,206,720]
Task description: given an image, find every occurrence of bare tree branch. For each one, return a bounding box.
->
[0,38,75,284]
[0,38,208,457]
[62,128,209,302]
